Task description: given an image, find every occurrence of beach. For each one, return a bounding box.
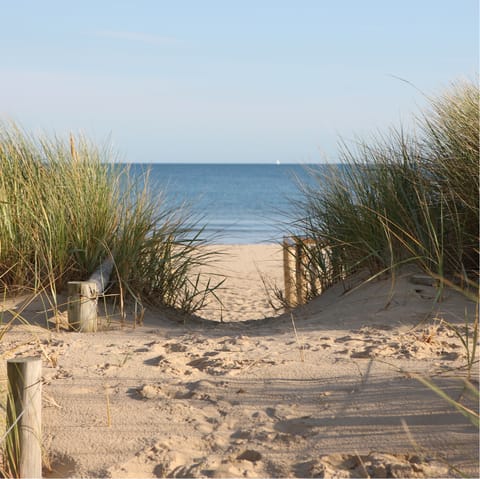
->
[1,2,477,476]
[1,244,478,478]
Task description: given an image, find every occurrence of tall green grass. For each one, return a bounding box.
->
[294,80,479,289]
[0,123,220,314]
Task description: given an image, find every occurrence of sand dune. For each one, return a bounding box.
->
[1,244,478,478]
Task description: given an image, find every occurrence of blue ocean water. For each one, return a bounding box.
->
[128,163,318,244]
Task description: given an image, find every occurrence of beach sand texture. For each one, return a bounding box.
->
[1,244,478,478]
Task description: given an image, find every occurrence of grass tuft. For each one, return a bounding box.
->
[293,80,478,293]
[0,123,221,315]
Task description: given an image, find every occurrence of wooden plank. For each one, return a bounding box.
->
[6,357,42,479]
[88,256,114,295]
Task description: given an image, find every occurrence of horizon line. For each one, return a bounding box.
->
[108,161,336,165]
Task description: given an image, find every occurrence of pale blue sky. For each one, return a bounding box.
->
[0,0,477,163]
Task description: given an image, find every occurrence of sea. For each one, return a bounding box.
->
[127,163,320,244]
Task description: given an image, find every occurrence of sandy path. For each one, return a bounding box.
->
[0,245,478,478]
[198,244,284,322]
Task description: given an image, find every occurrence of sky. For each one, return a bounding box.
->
[0,0,477,163]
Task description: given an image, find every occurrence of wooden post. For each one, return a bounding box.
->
[6,357,42,479]
[67,281,98,332]
[295,238,305,305]
[283,238,294,307]
[67,256,113,333]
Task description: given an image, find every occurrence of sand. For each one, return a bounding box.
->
[0,244,478,478]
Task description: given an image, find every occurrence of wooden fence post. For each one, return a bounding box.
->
[295,237,305,305]
[283,237,294,307]
[67,256,114,332]
[67,281,98,332]
[6,357,42,479]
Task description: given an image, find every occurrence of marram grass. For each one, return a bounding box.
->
[294,80,479,290]
[0,123,221,314]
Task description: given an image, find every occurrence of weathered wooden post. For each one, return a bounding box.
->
[67,281,98,332]
[295,237,305,305]
[68,256,114,332]
[283,237,294,307]
[6,357,42,479]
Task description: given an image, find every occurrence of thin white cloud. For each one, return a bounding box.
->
[95,30,179,46]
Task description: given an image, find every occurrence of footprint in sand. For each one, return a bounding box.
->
[43,365,73,384]
[108,441,203,478]
[143,354,186,375]
[198,456,264,479]
[163,342,189,353]
[136,384,169,400]
[186,353,269,376]
[274,416,319,437]
[350,346,376,359]
[231,428,276,445]
[303,452,450,478]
